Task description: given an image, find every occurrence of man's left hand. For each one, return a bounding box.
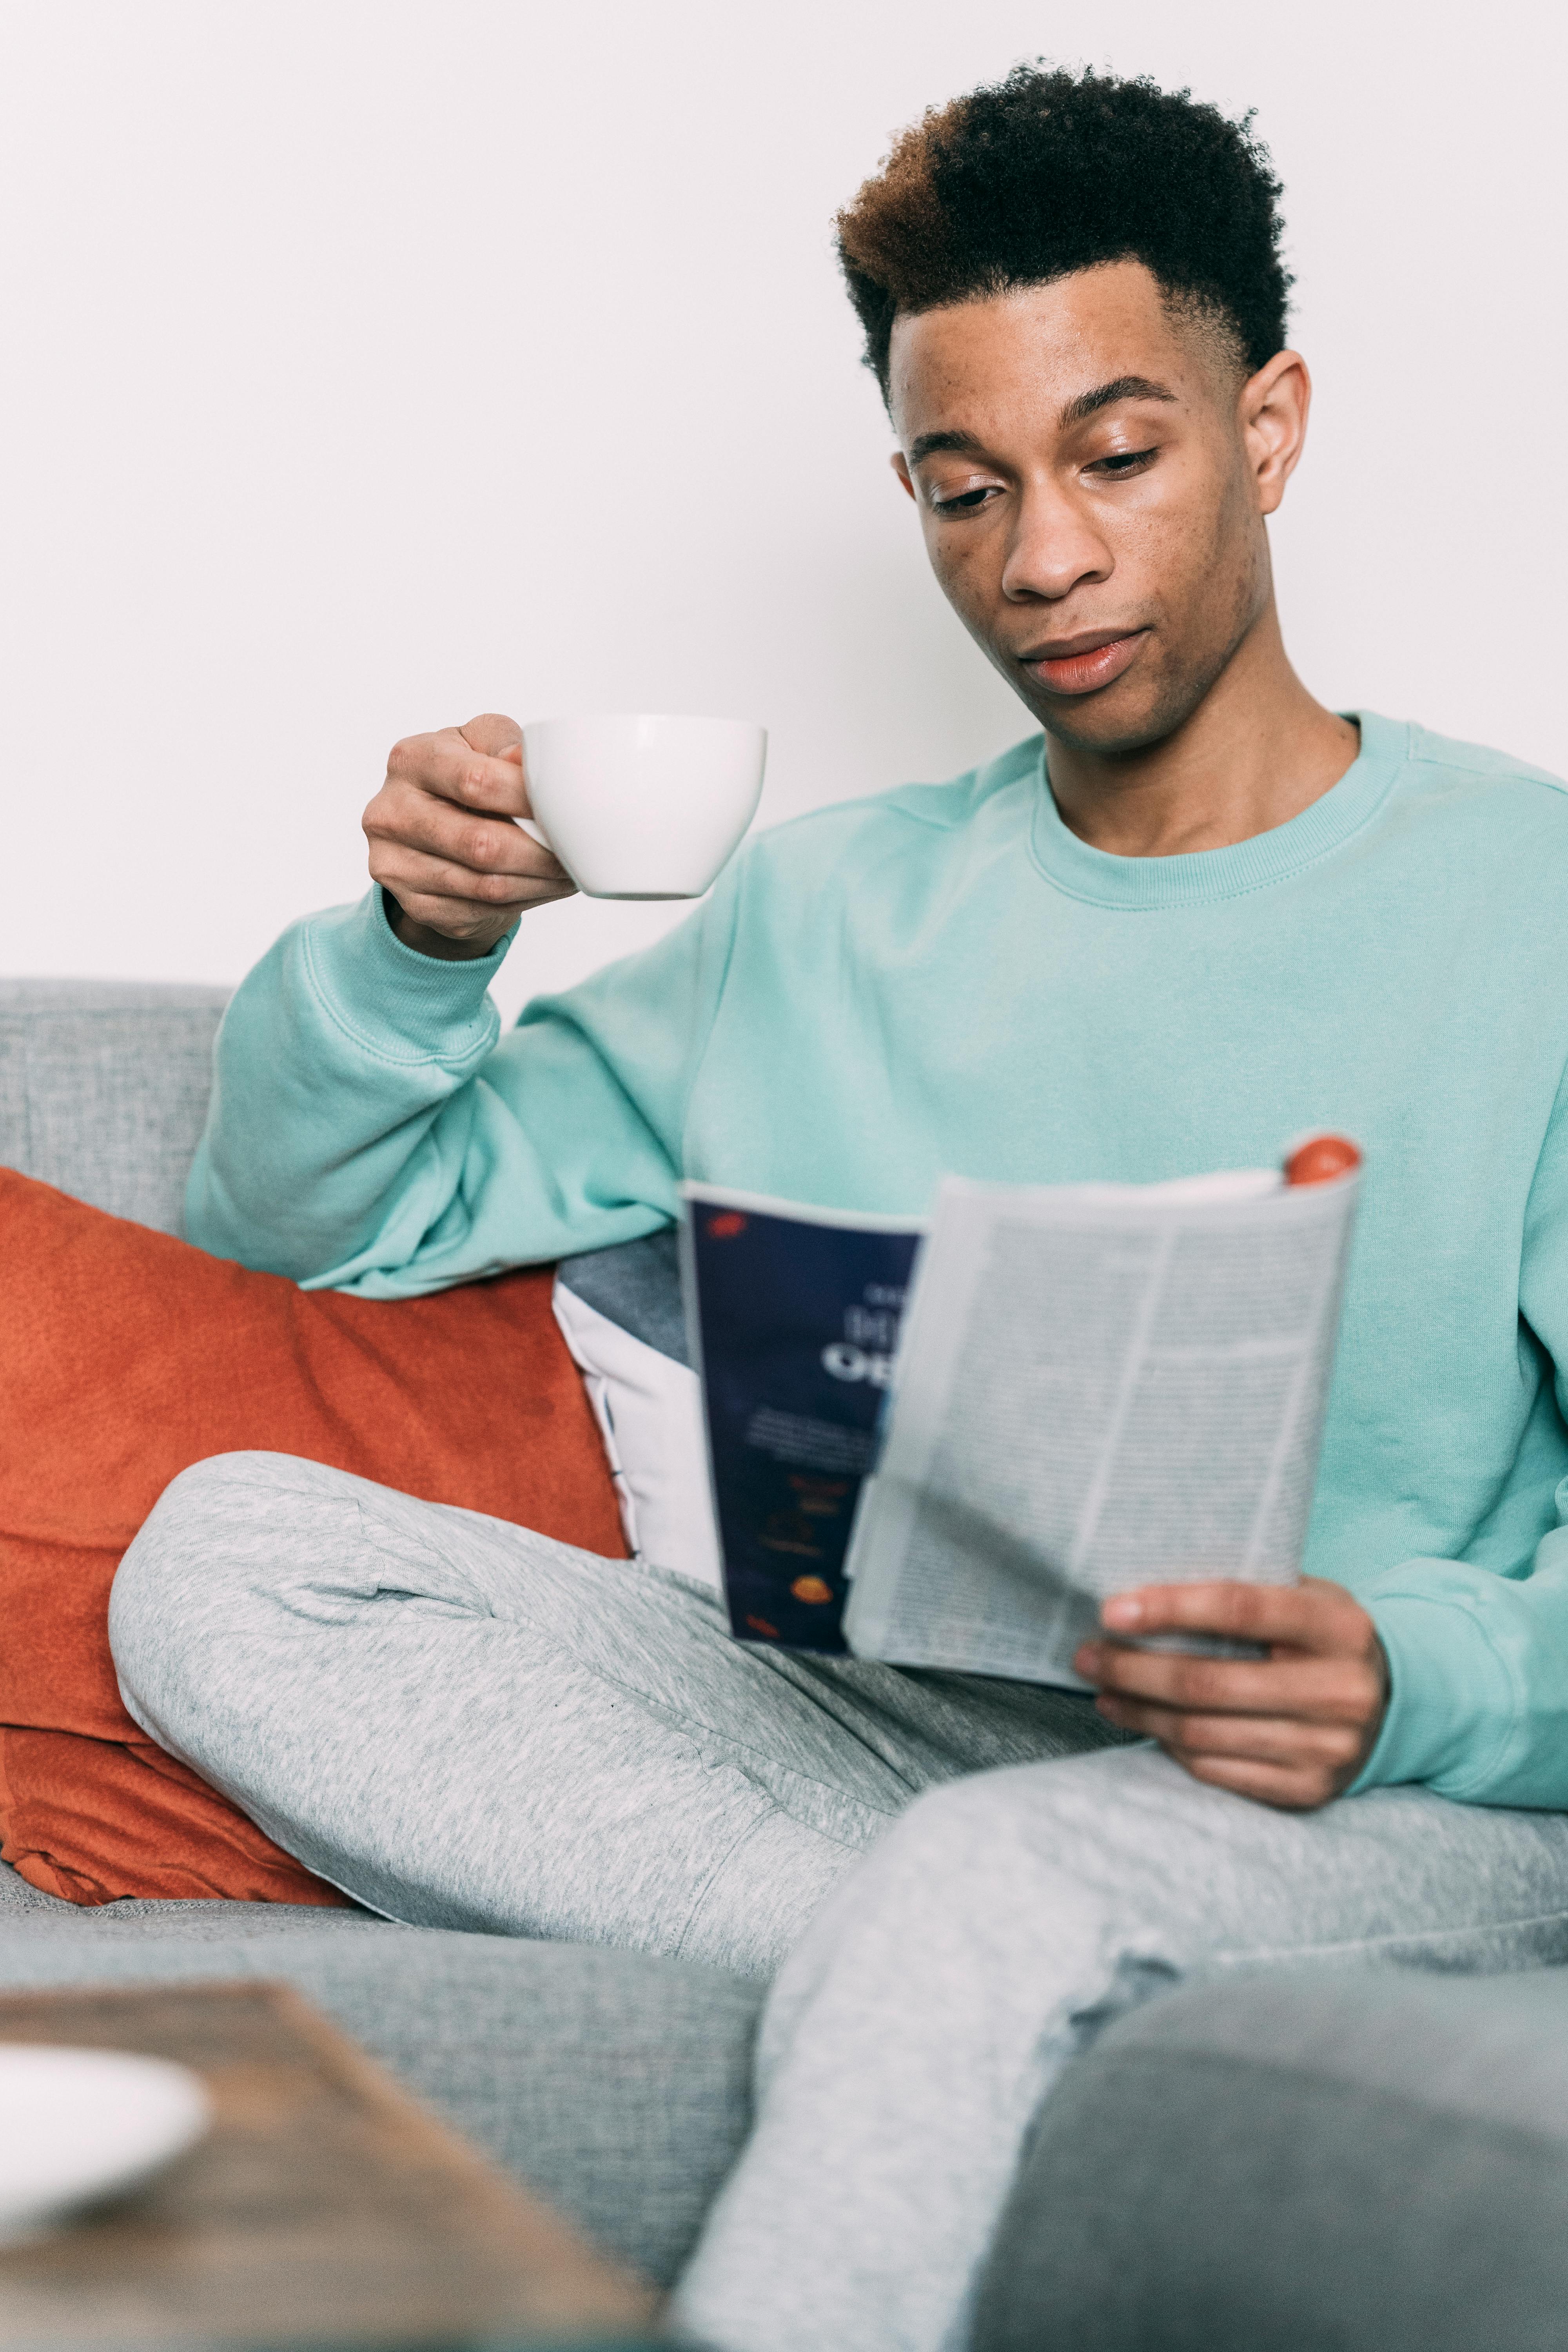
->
[1075,1577,1388,1811]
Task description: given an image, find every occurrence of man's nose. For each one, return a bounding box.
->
[999,481,1112,603]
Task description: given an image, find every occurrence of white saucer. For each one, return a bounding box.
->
[0,2044,212,2243]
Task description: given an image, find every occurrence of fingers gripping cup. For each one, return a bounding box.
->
[519,713,768,900]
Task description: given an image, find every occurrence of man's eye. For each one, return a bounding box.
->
[1090,447,1158,477]
[930,486,998,515]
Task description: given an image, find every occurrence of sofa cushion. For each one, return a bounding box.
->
[0,1854,387,1932]
[0,1170,626,1907]
[0,1918,761,2289]
[972,1963,1568,2352]
[0,979,228,1236]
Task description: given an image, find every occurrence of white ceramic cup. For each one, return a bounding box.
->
[519,713,767,900]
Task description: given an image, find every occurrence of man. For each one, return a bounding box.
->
[111,64,1568,2352]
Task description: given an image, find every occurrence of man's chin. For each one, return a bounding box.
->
[1025,694,1186,759]
[1014,667,1210,760]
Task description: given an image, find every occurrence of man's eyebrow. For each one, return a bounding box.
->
[906,429,986,465]
[906,380,1179,466]
[1058,376,1178,429]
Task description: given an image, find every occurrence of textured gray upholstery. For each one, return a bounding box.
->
[559,1227,688,1364]
[0,976,228,1234]
[0,1914,762,2287]
[973,1962,1568,2352]
[0,1854,386,1932]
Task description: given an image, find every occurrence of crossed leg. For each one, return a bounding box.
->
[109,1450,1125,1978]
[672,1744,1568,2348]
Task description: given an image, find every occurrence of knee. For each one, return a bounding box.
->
[860,1753,1137,1938]
[852,1771,1052,1935]
[895,1767,1038,1862]
[109,1450,343,1729]
[109,1455,241,1717]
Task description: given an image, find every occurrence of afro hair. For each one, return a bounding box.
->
[837,66,1291,397]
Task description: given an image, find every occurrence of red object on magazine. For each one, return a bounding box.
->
[1284,1134,1363,1187]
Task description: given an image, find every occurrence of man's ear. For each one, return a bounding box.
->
[891,451,917,503]
[1240,350,1311,517]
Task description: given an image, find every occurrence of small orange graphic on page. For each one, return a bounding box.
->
[791,1576,834,1605]
[708,1212,747,1239]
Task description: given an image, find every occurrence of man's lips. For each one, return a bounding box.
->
[1019,629,1149,696]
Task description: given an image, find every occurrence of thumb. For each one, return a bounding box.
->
[459,711,524,759]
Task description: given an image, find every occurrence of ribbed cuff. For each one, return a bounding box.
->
[295,887,519,1067]
[1350,1582,1518,1797]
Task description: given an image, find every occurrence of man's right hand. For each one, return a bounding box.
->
[362,712,576,960]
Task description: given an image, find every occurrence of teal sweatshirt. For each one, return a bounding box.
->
[188,711,1568,1810]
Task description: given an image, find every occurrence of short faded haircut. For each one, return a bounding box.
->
[837,65,1291,400]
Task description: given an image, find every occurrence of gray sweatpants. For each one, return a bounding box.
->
[112,1453,1568,2352]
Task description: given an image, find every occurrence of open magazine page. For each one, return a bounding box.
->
[681,1185,924,1652]
[841,1165,1361,1686]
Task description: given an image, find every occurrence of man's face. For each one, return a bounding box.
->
[888,261,1286,755]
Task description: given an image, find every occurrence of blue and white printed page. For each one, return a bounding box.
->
[681,1185,924,1653]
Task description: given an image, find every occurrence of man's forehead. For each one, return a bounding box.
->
[887,265,1209,438]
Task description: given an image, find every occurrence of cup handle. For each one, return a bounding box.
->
[519,817,553,851]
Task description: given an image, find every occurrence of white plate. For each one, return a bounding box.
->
[0,2044,212,2243]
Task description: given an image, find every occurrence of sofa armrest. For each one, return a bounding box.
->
[973,1963,1568,2352]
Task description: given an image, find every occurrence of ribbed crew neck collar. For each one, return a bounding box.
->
[1028,711,1405,910]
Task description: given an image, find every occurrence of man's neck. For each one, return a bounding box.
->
[1044,610,1359,859]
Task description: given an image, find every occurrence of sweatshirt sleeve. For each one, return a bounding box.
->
[1351,1070,1568,1809]
[184,878,741,1296]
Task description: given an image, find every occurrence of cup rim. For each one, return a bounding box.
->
[521,711,767,739]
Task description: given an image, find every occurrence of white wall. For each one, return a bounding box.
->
[3,0,1563,1022]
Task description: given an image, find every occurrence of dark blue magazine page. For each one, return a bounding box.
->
[681,1188,924,1652]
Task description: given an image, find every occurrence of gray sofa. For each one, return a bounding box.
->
[5,974,1568,2345]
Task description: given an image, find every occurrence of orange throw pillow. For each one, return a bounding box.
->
[0,1170,626,1908]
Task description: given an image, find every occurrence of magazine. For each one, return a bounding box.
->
[681,1141,1361,1686]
